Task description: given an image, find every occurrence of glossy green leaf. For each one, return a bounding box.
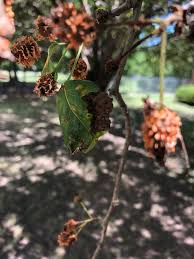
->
[56,80,103,154]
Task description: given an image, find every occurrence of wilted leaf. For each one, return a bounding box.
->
[56,80,103,154]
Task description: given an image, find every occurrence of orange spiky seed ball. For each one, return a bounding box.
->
[51,3,96,49]
[142,98,182,163]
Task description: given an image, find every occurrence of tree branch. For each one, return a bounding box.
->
[111,0,136,17]
[90,2,142,259]
[179,133,190,175]
[104,10,183,29]
[119,29,161,62]
[96,0,136,24]
[91,91,131,259]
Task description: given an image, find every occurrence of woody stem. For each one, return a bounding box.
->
[77,218,98,235]
[179,134,190,175]
[159,28,167,108]
[80,201,93,219]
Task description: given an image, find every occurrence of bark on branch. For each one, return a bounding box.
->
[90,2,142,259]
[111,0,136,17]
[91,91,131,259]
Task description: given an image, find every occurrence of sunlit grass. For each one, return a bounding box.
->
[0,76,194,119]
[117,92,194,117]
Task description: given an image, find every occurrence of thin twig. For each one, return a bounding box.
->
[80,201,93,219]
[104,13,183,28]
[159,28,167,108]
[104,20,153,28]
[111,0,135,17]
[96,0,135,24]
[97,1,185,36]
[91,90,132,259]
[106,30,161,78]
[119,29,161,62]
[179,134,190,175]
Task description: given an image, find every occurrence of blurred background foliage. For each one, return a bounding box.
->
[1,0,194,80]
[125,39,194,78]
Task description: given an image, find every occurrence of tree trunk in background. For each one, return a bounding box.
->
[88,0,140,91]
[9,62,18,83]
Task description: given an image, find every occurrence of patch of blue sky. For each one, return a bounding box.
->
[139,14,176,47]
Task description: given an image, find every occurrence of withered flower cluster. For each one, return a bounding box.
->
[11,36,40,67]
[95,8,110,24]
[34,73,58,97]
[11,2,96,67]
[10,2,97,97]
[172,3,194,40]
[51,3,96,49]
[105,59,119,74]
[142,98,182,164]
[34,16,56,41]
[57,219,78,247]
[69,58,88,80]
[84,92,113,132]
[185,3,194,41]
[171,4,186,36]
[34,2,96,49]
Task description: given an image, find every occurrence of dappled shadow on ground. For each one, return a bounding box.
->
[0,96,194,259]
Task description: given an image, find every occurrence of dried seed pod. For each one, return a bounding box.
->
[84,92,113,132]
[34,16,55,41]
[105,59,119,74]
[51,3,96,49]
[73,194,83,204]
[96,8,110,24]
[58,233,77,247]
[69,58,88,80]
[57,219,78,247]
[170,5,185,36]
[142,98,182,164]
[11,36,41,67]
[34,73,58,97]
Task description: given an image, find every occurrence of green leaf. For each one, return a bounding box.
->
[56,80,103,154]
[54,47,68,74]
[42,42,68,76]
